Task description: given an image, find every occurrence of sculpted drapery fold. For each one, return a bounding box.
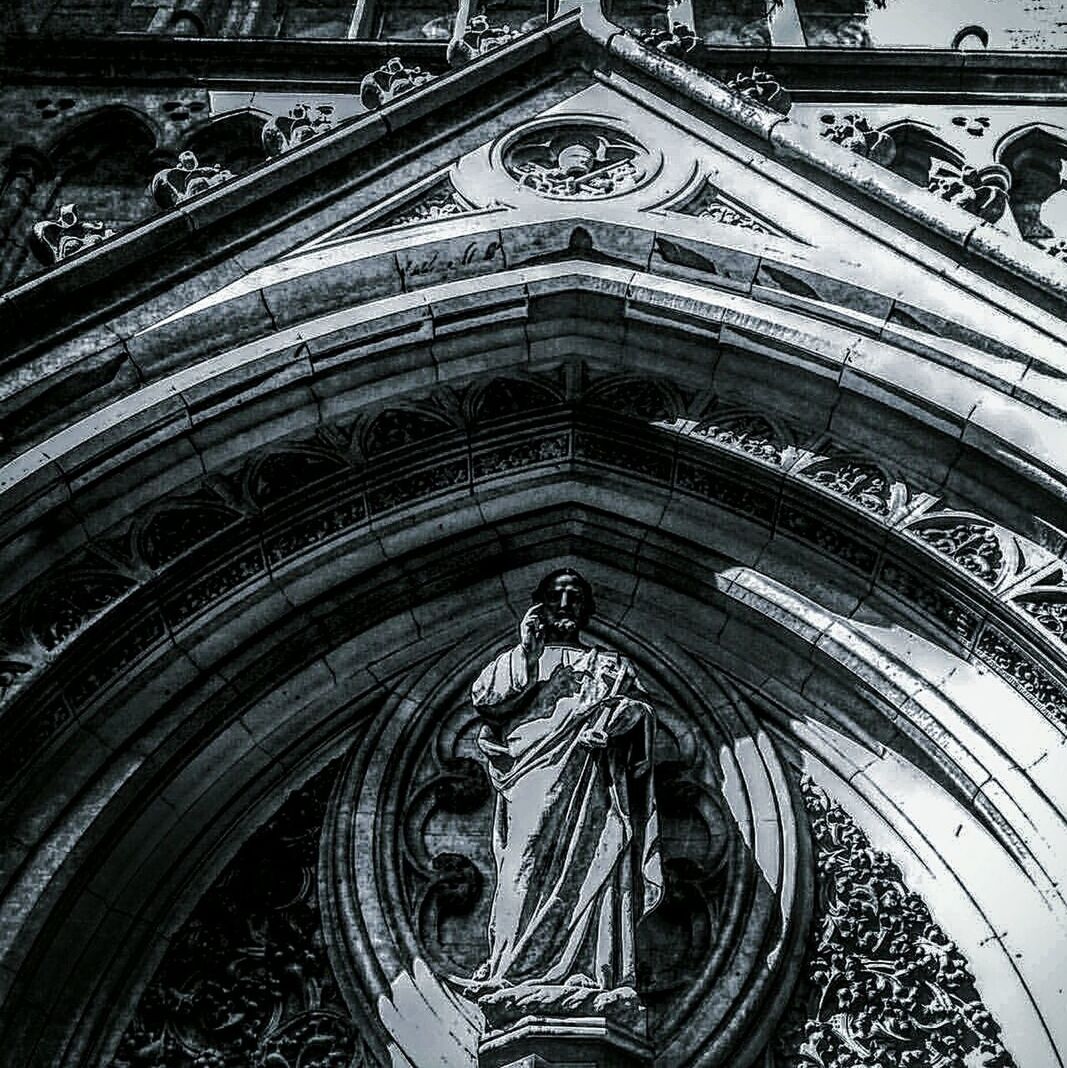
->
[466,570,663,1029]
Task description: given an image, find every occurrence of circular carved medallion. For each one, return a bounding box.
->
[501,122,654,199]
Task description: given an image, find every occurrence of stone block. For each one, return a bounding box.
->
[125,285,275,382]
[479,1016,652,1068]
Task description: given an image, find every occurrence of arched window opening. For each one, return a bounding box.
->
[882,122,963,188]
[49,110,157,232]
[1000,127,1067,245]
[185,110,269,178]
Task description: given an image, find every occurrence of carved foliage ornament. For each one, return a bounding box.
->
[772,779,1015,1068]
[727,68,792,115]
[262,103,335,157]
[151,151,234,208]
[29,202,115,265]
[503,124,651,199]
[109,764,362,1068]
[691,412,786,464]
[800,455,896,516]
[677,182,777,233]
[819,113,897,166]
[376,178,469,228]
[911,519,1005,586]
[928,161,1011,223]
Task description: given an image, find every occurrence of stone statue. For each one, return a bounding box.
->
[467,568,662,1059]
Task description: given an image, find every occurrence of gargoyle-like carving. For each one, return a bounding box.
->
[28,203,115,265]
[447,14,521,66]
[634,21,700,57]
[359,58,433,110]
[819,113,897,166]
[928,161,1011,222]
[772,779,1016,1068]
[261,103,335,157]
[150,150,234,208]
[727,68,791,115]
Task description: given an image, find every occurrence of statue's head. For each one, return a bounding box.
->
[531,568,595,639]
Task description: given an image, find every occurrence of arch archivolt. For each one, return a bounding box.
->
[4,234,1067,1064]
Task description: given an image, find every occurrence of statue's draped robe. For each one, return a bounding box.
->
[470,644,662,1009]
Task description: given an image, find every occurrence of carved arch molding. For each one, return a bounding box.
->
[104,642,1018,1068]
[2,358,1060,1066]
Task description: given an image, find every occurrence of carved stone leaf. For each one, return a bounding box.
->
[374,178,471,229]
[109,764,357,1068]
[800,456,895,516]
[691,411,786,464]
[911,520,1005,586]
[771,779,1016,1068]
[675,181,781,235]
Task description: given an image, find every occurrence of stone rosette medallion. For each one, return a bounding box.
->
[319,633,810,1066]
[499,120,656,200]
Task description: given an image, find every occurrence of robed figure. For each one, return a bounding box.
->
[468,569,663,1032]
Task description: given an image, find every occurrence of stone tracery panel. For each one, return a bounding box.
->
[108,762,363,1068]
[8,365,1067,792]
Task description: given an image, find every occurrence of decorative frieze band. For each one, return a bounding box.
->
[4,370,1067,782]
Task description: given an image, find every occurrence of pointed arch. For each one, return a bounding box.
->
[996,123,1067,243]
[879,120,964,187]
[183,108,270,177]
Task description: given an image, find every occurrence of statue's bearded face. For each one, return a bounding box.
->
[543,574,585,638]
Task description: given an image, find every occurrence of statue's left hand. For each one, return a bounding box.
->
[578,726,609,749]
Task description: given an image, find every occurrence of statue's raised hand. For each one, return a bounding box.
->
[520,603,545,667]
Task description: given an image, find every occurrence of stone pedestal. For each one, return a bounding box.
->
[478,1015,653,1068]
